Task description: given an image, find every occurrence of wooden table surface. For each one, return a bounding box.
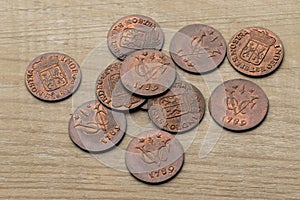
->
[1,0,299,199]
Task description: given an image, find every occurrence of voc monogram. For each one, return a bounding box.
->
[135,53,168,81]
[225,84,259,115]
[73,103,109,135]
[136,134,171,166]
[178,29,224,60]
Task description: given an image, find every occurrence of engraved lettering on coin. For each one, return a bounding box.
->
[125,130,184,184]
[209,79,269,131]
[25,53,81,101]
[170,24,226,74]
[107,15,164,60]
[227,27,284,77]
[69,101,126,152]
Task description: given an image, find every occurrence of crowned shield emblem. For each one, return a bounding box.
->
[120,28,146,49]
[38,57,67,91]
[159,92,199,120]
[240,29,276,65]
[120,28,161,49]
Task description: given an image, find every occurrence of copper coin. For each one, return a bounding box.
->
[125,130,184,184]
[170,24,226,74]
[209,79,269,131]
[25,52,81,101]
[96,62,146,111]
[69,100,126,152]
[120,50,176,97]
[148,81,205,133]
[107,15,164,60]
[227,27,284,77]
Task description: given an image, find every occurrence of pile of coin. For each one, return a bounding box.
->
[25,14,284,184]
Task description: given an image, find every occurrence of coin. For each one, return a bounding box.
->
[209,79,269,131]
[69,100,126,152]
[120,50,176,97]
[25,52,81,101]
[125,130,184,184]
[96,62,146,111]
[148,81,205,133]
[227,27,284,77]
[107,15,164,60]
[169,24,226,74]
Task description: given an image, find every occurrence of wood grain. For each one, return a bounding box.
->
[0,0,299,199]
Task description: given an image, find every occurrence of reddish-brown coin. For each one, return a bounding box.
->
[148,81,205,133]
[170,24,226,74]
[227,27,284,77]
[96,62,146,111]
[209,79,269,131]
[107,15,164,60]
[120,50,176,97]
[69,100,126,152]
[125,130,184,184]
[25,52,81,101]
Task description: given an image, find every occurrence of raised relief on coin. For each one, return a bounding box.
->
[148,81,205,133]
[136,133,171,166]
[107,15,164,60]
[125,130,184,184]
[38,56,67,91]
[25,53,81,101]
[170,24,226,74]
[69,101,126,152]
[120,50,176,97]
[227,27,284,77]
[96,62,146,111]
[209,79,269,131]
